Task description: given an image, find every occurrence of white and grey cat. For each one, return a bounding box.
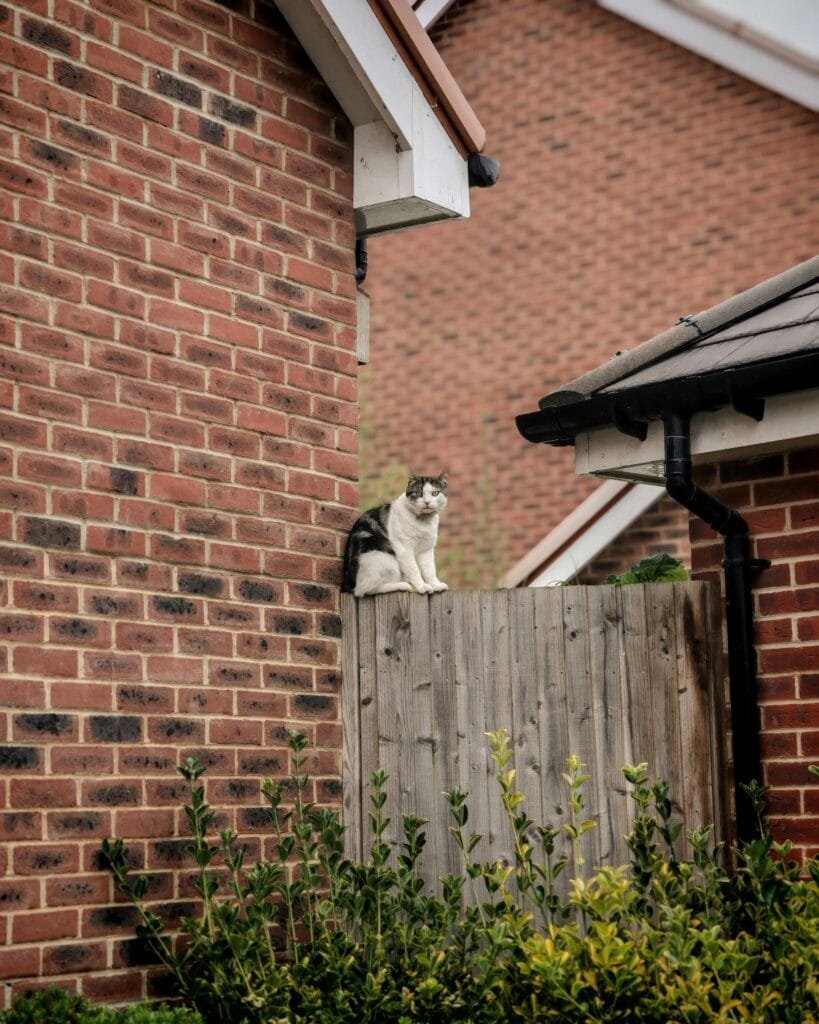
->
[342,474,449,597]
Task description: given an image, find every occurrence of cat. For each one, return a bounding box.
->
[341,474,449,597]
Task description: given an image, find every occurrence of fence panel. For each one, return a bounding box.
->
[341,583,725,888]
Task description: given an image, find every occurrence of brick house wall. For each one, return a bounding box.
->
[0,0,357,1000]
[362,0,819,588]
[689,447,819,862]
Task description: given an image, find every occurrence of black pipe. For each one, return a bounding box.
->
[663,412,762,844]
[355,238,368,285]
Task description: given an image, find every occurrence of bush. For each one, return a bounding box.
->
[606,552,688,585]
[102,732,819,1024]
[0,988,201,1024]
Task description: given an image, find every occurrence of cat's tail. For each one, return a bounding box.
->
[340,538,355,594]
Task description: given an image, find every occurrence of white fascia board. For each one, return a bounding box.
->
[528,483,663,587]
[276,0,471,236]
[574,389,819,482]
[597,0,819,111]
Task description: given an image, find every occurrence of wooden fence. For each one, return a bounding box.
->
[341,583,725,886]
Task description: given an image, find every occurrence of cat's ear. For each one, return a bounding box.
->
[439,471,448,487]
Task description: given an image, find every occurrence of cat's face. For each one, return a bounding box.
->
[405,474,448,516]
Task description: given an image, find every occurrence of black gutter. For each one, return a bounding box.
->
[516,349,819,448]
[663,412,763,845]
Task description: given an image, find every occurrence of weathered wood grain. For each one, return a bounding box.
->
[341,584,724,889]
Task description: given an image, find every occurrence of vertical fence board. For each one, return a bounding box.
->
[341,593,362,860]
[430,589,461,879]
[342,583,724,885]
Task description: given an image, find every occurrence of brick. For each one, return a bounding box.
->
[42,942,107,976]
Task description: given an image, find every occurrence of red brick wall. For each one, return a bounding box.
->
[362,0,819,587]
[689,448,819,861]
[0,0,357,1000]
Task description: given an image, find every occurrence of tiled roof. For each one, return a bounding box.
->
[600,279,819,394]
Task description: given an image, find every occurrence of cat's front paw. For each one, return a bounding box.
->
[431,581,448,592]
[415,582,434,594]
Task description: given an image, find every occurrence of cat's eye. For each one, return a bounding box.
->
[431,490,439,496]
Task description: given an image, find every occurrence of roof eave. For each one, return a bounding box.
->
[275,0,486,237]
[517,350,819,448]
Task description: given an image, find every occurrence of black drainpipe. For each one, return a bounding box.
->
[355,238,368,285]
[663,411,765,845]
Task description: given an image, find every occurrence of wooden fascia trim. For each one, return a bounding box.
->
[369,0,486,156]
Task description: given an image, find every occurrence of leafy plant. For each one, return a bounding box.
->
[607,552,689,585]
[0,988,200,1024]
[102,733,819,1024]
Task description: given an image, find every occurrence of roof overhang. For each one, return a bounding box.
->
[598,0,819,111]
[517,256,819,483]
[276,0,486,236]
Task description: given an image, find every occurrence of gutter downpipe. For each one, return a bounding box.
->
[663,411,762,845]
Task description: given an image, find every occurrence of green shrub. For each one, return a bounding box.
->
[0,988,201,1024]
[606,552,688,585]
[102,732,819,1024]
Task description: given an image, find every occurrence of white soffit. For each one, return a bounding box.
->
[574,389,819,483]
[597,0,819,111]
[501,479,663,588]
[275,0,470,235]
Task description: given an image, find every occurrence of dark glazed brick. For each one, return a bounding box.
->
[115,937,164,968]
[212,94,256,127]
[238,579,279,603]
[176,573,221,598]
[294,583,332,604]
[238,806,272,830]
[54,556,108,580]
[54,617,99,641]
[293,694,333,714]
[55,61,93,93]
[266,667,311,689]
[0,746,41,770]
[0,546,38,571]
[15,713,74,737]
[200,117,225,145]
[22,16,72,52]
[24,516,80,549]
[318,613,342,638]
[152,70,202,108]
[110,467,139,494]
[31,142,76,172]
[91,595,137,616]
[271,613,308,635]
[51,812,105,834]
[239,753,283,774]
[57,120,107,152]
[87,784,140,806]
[151,839,191,865]
[88,905,140,930]
[152,595,197,616]
[153,718,197,739]
[89,715,142,743]
[290,312,327,334]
